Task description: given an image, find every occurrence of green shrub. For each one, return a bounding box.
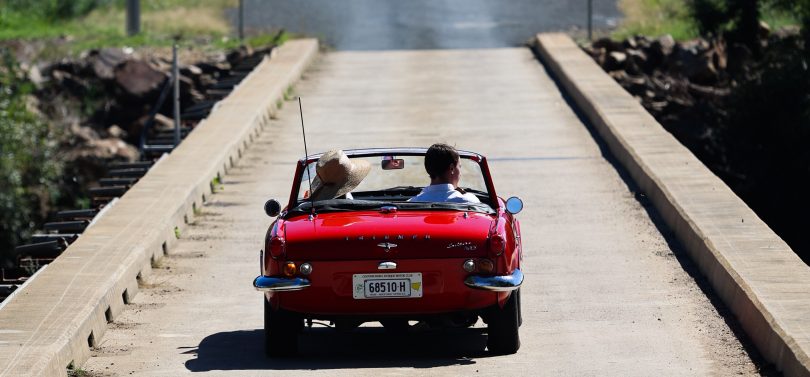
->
[1,0,112,21]
[0,49,62,263]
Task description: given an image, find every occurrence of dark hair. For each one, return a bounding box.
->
[424,143,459,179]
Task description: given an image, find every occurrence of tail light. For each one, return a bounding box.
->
[489,234,505,256]
[269,236,286,259]
[283,261,297,277]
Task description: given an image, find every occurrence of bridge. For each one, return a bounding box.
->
[1,35,808,376]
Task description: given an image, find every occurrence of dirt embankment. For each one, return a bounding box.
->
[583,27,810,264]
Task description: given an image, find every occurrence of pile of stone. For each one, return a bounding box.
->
[582,34,733,121]
[25,45,260,195]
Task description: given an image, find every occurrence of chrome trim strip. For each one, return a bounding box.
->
[378,261,397,270]
[253,275,311,292]
[464,269,523,292]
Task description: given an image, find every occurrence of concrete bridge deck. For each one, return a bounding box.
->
[79,45,760,375]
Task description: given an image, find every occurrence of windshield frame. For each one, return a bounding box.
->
[285,148,499,212]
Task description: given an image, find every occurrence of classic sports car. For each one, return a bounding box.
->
[254,148,524,356]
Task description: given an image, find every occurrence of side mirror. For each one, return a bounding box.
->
[505,197,523,215]
[264,199,281,217]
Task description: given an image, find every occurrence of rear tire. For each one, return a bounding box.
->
[486,291,520,355]
[264,296,301,357]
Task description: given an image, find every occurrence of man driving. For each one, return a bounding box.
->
[409,143,480,203]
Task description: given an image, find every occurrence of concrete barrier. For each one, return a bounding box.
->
[0,39,318,377]
[533,33,810,376]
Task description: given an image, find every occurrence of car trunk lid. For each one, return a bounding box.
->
[284,210,492,260]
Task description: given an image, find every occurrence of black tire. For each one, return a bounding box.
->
[486,291,521,355]
[264,297,301,357]
[516,288,523,327]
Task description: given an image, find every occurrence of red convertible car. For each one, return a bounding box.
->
[254,148,524,356]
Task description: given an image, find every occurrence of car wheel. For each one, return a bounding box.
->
[486,291,520,355]
[264,297,301,357]
[516,288,523,327]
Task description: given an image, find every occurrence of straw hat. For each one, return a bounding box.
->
[309,150,371,201]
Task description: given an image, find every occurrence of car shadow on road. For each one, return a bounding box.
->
[184,326,490,371]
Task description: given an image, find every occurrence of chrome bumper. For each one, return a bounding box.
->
[253,275,311,292]
[464,269,523,292]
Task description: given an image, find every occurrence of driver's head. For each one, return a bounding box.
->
[425,143,460,184]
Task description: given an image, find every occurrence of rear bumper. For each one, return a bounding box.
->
[464,269,523,292]
[253,275,310,292]
[259,258,503,315]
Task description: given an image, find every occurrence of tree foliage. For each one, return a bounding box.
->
[0,49,62,263]
[1,0,111,21]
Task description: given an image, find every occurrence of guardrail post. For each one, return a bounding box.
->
[126,0,140,36]
[587,0,593,41]
[173,44,181,147]
[238,0,245,41]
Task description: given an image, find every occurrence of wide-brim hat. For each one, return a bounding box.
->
[309,149,371,201]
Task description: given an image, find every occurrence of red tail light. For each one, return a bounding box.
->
[489,234,505,256]
[269,236,286,259]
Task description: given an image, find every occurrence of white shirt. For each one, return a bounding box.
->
[409,184,481,203]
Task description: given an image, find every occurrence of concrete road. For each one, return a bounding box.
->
[235,0,622,50]
[83,48,760,376]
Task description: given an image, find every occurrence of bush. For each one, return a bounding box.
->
[0,49,62,264]
[1,0,112,21]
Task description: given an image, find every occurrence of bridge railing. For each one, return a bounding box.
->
[535,33,810,377]
[0,39,318,377]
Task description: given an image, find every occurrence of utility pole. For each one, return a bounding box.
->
[172,44,181,147]
[587,0,593,41]
[126,0,140,36]
[238,0,245,41]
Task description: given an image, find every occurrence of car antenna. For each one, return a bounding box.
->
[299,97,315,219]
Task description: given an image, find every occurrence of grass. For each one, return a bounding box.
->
[613,0,700,40]
[0,0,288,58]
[613,0,800,41]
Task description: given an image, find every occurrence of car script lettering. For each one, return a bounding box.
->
[447,241,477,251]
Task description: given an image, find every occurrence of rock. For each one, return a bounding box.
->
[624,37,638,50]
[584,46,607,67]
[657,35,676,54]
[26,64,46,89]
[153,113,174,130]
[86,48,128,80]
[604,51,627,71]
[758,20,771,40]
[114,60,167,99]
[609,70,628,81]
[107,125,126,139]
[727,43,752,74]
[226,45,254,66]
[592,37,624,53]
[51,69,89,96]
[181,64,203,77]
[625,49,648,74]
[623,74,649,96]
[672,40,719,84]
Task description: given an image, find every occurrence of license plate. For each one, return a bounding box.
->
[352,273,423,299]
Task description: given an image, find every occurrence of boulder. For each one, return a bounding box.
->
[604,51,627,71]
[114,60,167,99]
[592,37,624,53]
[672,40,719,84]
[625,49,648,75]
[86,48,128,80]
[226,45,254,66]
